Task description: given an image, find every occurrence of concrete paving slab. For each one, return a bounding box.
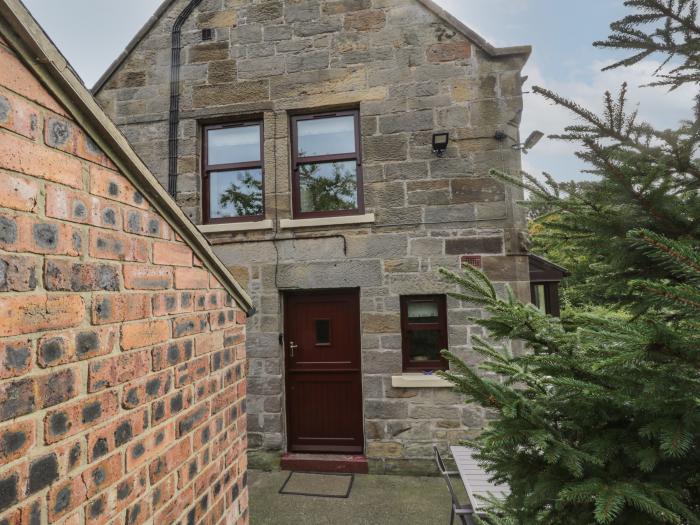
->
[250,469,462,524]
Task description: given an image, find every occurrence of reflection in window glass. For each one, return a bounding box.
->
[408,330,441,362]
[207,125,261,165]
[299,161,358,213]
[407,301,439,323]
[297,116,356,157]
[315,320,330,345]
[209,169,263,219]
[532,284,547,313]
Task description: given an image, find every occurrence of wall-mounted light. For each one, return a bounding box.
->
[511,130,544,154]
[432,132,450,156]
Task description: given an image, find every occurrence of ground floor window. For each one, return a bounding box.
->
[531,282,562,317]
[400,295,449,372]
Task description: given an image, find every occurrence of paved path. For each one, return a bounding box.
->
[249,470,458,524]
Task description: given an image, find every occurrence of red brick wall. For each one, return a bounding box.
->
[0,40,248,525]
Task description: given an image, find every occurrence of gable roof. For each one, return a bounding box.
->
[0,0,255,315]
[92,0,531,94]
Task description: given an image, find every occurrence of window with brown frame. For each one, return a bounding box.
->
[400,295,449,372]
[290,110,364,218]
[202,121,264,224]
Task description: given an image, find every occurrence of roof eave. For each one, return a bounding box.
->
[0,0,255,315]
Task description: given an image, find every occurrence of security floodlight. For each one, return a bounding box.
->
[510,130,544,154]
[432,132,450,156]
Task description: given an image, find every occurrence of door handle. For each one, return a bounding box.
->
[289,341,298,358]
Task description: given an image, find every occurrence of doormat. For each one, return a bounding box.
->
[279,472,354,499]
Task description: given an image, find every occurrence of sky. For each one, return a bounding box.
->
[22,0,696,182]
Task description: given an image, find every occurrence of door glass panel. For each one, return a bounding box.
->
[408,330,441,362]
[315,319,331,345]
[298,161,358,213]
[207,125,261,165]
[297,116,356,157]
[533,284,547,313]
[209,169,263,218]
[407,301,439,323]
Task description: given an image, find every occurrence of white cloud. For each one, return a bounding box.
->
[521,59,697,181]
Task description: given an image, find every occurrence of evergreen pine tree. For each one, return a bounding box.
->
[440,1,700,523]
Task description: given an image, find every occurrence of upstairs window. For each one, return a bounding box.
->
[400,295,449,372]
[291,110,364,218]
[203,122,264,223]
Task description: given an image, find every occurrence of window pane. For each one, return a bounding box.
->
[407,301,439,323]
[298,161,358,213]
[207,125,261,165]
[297,116,356,157]
[408,329,442,363]
[533,284,547,313]
[210,169,263,219]
[315,320,330,344]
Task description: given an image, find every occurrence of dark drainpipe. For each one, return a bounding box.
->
[168,0,204,198]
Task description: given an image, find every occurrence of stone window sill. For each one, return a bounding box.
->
[280,213,375,229]
[391,374,453,388]
[198,219,274,234]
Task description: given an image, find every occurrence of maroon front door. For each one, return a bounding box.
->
[284,290,364,454]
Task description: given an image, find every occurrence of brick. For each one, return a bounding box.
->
[88,349,151,392]
[0,89,39,139]
[148,438,191,484]
[37,327,116,367]
[153,242,192,266]
[195,331,223,357]
[175,356,210,388]
[123,265,173,290]
[0,45,67,115]
[82,453,123,497]
[0,469,20,513]
[0,131,82,188]
[152,291,194,317]
[209,274,224,289]
[126,423,176,471]
[45,184,122,230]
[92,293,152,325]
[123,208,169,239]
[84,493,108,525]
[20,499,42,525]
[0,173,39,212]
[0,294,84,337]
[113,468,148,516]
[223,327,244,349]
[152,387,194,425]
[89,165,148,209]
[172,313,209,338]
[45,116,113,167]
[26,453,59,495]
[59,439,83,473]
[0,378,34,422]
[126,495,153,525]
[0,338,32,379]
[209,308,238,331]
[344,9,385,31]
[87,407,149,462]
[427,42,471,62]
[36,368,79,408]
[150,474,176,512]
[176,402,210,437]
[175,267,209,289]
[0,254,38,292]
[0,420,34,465]
[44,391,119,444]
[47,475,87,522]
[89,229,147,262]
[121,319,170,350]
[121,369,172,409]
[0,212,82,256]
[152,339,194,371]
[44,259,120,292]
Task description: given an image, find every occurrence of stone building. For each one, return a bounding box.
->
[94,0,532,474]
[0,1,250,523]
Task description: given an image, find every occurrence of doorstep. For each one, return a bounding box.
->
[281,453,369,474]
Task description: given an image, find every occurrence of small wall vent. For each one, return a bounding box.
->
[461,255,483,269]
[202,28,213,41]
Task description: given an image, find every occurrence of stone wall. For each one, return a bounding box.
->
[0,39,248,524]
[95,0,530,474]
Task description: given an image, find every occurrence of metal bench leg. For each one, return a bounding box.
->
[450,506,455,525]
